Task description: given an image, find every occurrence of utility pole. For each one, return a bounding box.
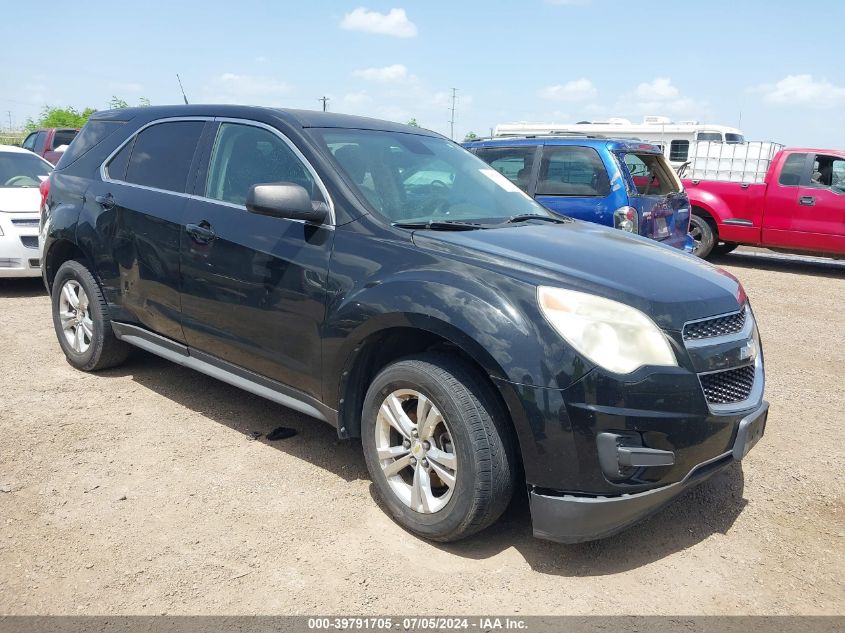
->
[449,88,458,140]
[318,96,330,112]
[6,111,12,132]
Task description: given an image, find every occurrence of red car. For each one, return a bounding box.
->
[21,128,79,165]
[684,146,845,259]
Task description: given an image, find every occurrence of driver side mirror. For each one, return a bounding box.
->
[245,182,327,224]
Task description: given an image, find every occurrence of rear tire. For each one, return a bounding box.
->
[51,260,130,371]
[690,213,716,258]
[361,354,516,542]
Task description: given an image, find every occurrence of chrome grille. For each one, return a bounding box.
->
[684,310,746,341]
[700,365,755,405]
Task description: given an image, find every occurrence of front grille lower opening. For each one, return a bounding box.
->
[700,364,755,405]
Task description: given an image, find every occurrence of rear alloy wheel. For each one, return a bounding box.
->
[362,354,516,542]
[51,260,129,371]
[689,213,716,258]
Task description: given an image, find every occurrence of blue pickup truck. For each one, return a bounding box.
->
[463,136,694,251]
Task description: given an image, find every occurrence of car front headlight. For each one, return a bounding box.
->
[537,286,677,374]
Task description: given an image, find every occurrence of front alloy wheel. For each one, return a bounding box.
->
[375,389,457,514]
[362,354,516,542]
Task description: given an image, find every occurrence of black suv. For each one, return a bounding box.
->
[41,106,767,543]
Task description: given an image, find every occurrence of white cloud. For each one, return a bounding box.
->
[539,79,597,102]
[754,74,845,109]
[352,64,409,82]
[635,77,678,101]
[202,73,292,106]
[340,7,417,38]
[626,77,702,115]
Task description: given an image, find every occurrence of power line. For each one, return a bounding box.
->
[318,96,330,112]
[449,88,458,140]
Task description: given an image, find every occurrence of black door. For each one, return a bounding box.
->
[179,120,334,400]
[85,119,206,342]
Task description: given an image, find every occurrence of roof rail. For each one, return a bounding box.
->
[466,132,608,142]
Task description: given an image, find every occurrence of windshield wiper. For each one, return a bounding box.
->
[505,213,567,224]
[392,220,486,231]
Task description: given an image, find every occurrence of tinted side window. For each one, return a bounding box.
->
[34,132,48,154]
[537,146,610,196]
[669,140,690,162]
[22,133,37,151]
[106,137,135,181]
[125,121,204,193]
[473,146,536,192]
[56,120,125,169]
[205,123,315,206]
[52,130,77,149]
[697,132,722,142]
[778,153,807,187]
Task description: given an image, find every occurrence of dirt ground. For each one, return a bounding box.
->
[0,248,843,616]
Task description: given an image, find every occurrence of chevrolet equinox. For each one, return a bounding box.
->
[41,106,768,543]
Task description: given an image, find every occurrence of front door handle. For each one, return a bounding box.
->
[799,195,816,206]
[94,194,115,210]
[186,221,216,245]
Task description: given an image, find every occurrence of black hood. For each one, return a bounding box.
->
[412,221,744,330]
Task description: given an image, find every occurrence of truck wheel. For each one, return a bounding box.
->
[51,260,130,371]
[713,242,738,256]
[690,214,716,258]
[361,354,516,542]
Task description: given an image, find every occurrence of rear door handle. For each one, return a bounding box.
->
[94,194,115,210]
[186,221,216,244]
[799,195,816,206]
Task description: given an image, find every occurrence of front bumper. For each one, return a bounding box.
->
[0,213,41,278]
[530,401,768,543]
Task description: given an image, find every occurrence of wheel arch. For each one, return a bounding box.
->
[335,315,511,439]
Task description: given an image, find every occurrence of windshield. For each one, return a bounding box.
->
[312,129,550,224]
[0,152,51,188]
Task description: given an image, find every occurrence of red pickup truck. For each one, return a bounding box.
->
[683,146,845,259]
[20,128,79,165]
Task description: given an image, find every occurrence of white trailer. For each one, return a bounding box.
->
[493,116,746,168]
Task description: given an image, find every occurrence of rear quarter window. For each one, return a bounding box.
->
[55,121,125,169]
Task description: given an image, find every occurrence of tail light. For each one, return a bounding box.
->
[39,177,50,222]
[614,206,639,233]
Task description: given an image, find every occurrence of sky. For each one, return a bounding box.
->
[4,0,845,148]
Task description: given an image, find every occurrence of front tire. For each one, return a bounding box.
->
[690,213,717,258]
[51,260,129,371]
[361,354,516,542]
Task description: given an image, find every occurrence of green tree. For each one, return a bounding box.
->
[25,106,96,131]
[407,118,419,127]
[109,96,129,109]
[463,131,479,141]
